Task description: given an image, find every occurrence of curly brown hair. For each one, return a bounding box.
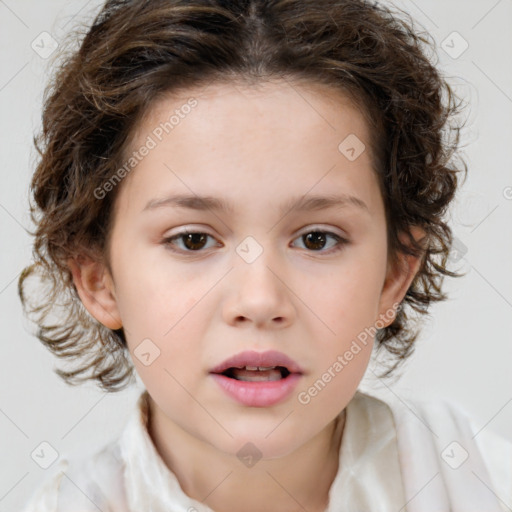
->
[18,0,467,392]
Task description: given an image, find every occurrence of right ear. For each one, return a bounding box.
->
[67,256,123,330]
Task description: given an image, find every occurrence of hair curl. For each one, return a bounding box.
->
[19,0,468,392]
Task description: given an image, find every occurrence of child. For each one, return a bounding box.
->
[19,0,511,510]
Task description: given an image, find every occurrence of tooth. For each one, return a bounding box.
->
[243,366,277,371]
[237,370,282,382]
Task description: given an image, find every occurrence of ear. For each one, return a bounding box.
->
[67,256,122,330]
[377,226,426,327]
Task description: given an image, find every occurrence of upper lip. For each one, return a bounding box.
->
[210,350,304,374]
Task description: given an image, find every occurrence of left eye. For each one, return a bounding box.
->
[162,229,349,254]
[291,230,348,253]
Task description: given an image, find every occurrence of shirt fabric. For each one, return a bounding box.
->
[22,388,512,511]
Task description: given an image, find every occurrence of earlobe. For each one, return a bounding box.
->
[68,256,123,330]
[377,226,426,327]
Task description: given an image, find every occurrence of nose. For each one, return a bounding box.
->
[222,243,296,330]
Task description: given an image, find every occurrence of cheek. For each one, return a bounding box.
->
[309,255,385,333]
[295,336,373,424]
[113,275,207,388]
[297,274,378,405]
[112,243,194,326]
[124,297,207,395]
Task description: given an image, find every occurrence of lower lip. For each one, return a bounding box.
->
[210,373,302,407]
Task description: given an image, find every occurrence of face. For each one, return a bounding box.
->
[83,80,414,459]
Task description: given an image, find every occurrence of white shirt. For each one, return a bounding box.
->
[22,389,512,511]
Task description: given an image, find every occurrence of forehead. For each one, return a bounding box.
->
[135,78,375,156]
[115,79,383,219]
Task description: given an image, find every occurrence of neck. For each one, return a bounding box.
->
[147,401,346,512]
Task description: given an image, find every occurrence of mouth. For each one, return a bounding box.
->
[220,365,291,382]
[209,350,303,407]
[210,349,303,379]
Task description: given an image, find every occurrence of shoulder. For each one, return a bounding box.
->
[471,415,512,510]
[22,441,129,512]
[356,388,512,511]
[407,394,512,499]
[421,396,512,511]
[22,392,149,511]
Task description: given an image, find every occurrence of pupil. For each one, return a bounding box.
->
[184,233,207,250]
[304,232,325,250]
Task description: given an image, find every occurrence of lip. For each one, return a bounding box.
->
[211,373,302,407]
[209,350,304,408]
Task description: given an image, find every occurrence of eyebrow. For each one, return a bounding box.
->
[143,193,370,217]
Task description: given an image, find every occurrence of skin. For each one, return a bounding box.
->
[70,79,424,512]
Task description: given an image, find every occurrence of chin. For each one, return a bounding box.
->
[206,421,314,462]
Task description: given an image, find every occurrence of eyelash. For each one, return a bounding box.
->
[162,228,350,255]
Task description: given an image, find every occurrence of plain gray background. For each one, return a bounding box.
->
[1,0,511,509]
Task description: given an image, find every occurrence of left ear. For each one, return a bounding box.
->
[377,226,426,327]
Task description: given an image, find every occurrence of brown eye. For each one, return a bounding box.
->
[181,233,208,251]
[292,229,349,254]
[163,231,218,253]
[303,232,327,250]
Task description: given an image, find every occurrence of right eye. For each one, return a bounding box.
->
[162,230,221,253]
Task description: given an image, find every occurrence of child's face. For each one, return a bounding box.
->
[78,80,419,458]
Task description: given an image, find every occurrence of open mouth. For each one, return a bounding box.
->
[221,365,291,382]
[209,350,303,406]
